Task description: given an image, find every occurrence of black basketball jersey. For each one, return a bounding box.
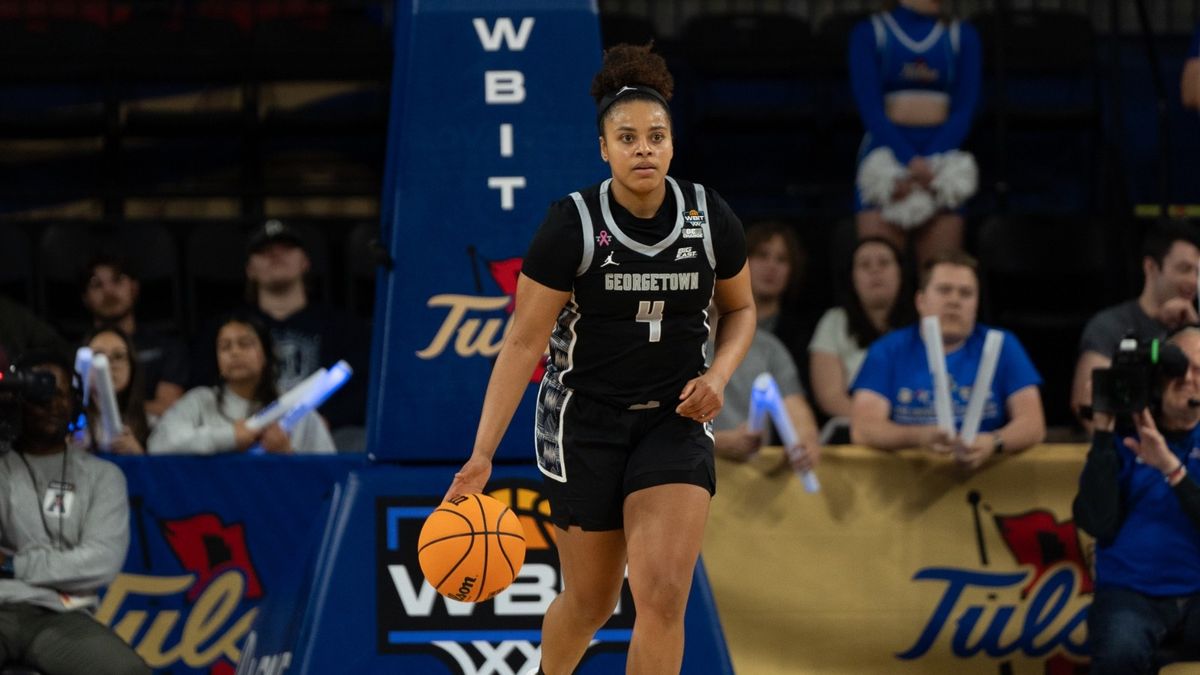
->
[522,176,746,408]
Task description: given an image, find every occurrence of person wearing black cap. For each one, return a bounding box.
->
[443,44,754,675]
[189,219,369,445]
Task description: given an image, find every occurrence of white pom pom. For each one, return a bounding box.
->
[929,150,978,209]
[882,189,937,230]
[856,147,906,207]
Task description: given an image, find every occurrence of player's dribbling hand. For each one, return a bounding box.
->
[444,454,492,502]
[677,372,726,423]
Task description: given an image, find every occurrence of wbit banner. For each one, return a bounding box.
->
[96,456,732,674]
[242,463,735,675]
[704,445,1096,675]
[367,0,606,461]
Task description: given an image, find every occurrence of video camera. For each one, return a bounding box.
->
[0,365,57,444]
[1092,336,1190,417]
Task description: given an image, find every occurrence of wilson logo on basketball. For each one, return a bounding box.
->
[452,577,477,602]
[376,478,634,674]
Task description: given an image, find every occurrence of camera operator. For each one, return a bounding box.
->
[0,352,149,675]
[1075,327,1200,674]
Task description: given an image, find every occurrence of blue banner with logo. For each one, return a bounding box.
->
[98,456,733,674]
[366,0,606,462]
[99,455,366,675]
[243,463,734,675]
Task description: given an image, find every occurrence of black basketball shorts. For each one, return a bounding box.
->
[534,377,716,531]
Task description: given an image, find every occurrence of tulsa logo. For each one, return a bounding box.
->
[377,480,634,674]
[416,253,545,383]
[898,494,1092,671]
[97,513,265,674]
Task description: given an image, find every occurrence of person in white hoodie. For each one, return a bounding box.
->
[0,352,149,674]
[148,312,335,455]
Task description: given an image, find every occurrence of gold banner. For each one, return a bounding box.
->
[704,444,1098,675]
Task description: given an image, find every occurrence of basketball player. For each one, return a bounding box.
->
[849,0,982,264]
[444,44,755,675]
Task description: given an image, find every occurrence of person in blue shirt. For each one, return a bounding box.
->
[850,250,1045,469]
[1075,326,1200,674]
[849,0,982,266]
[1182,23,1200,111]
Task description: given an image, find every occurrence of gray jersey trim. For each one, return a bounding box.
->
[569,191,594,275]
[693,183,717,270]
[598,176,685,258]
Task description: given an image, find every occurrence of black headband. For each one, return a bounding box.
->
[596,85,669,123]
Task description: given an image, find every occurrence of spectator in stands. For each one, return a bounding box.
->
[745,221,814,386]
[809,237,913,420]
[190,220,369,440]
[151,312,334,455]
[82,326,148,455]
[710,304,821,471]
[0,294,70,372]
[1074,326,1200,675]
[1071,222,1200,432]
[81,254,187,423]
[850,251,1045,469]
[1182,22,1200,111]
[849,0,982,265]
[0,352,150,675]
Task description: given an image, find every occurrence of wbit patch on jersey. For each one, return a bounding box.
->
[683,210,706,239]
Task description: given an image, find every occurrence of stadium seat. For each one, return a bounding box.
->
[674,12,818,207]
[599,13,656,49]
[252,5,389,81]
[0,224,34,308]
[0,665,43,675]
[183,222,248,331]
[35,222,100,339]
[975,214,1116,427]
[809,10,872,206]
[344,221,383,320]
[968,9,1101,214]
[112,222,184,333]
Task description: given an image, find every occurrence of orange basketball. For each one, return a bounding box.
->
[417,493,527,602]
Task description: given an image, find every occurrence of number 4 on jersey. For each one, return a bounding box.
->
[636,300,665,342]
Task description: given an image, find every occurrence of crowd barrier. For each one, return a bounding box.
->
[89,444,1200,674]
[98,455,732,675]
[706,444,1099,675]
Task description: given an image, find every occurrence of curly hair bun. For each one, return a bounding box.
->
[590,43,673,103]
